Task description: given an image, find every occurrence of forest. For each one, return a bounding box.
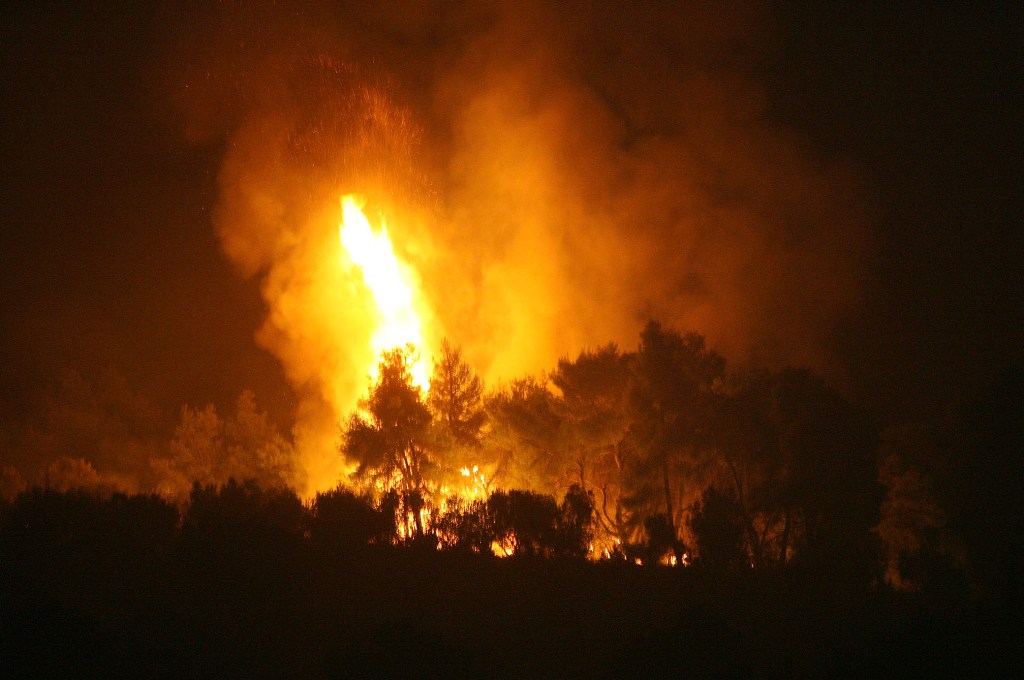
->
[4,0,1021,674]
[2,321,1021,677]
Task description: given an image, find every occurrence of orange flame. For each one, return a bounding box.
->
[338,196,432,389]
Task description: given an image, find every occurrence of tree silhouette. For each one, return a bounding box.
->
[622,321,725,551]
[433,497,493,553]
[158,402,223,494]
[688,486,748,570]
[428,339,486,448]
[770,368,882,582]
[551,345,633,547]
[310,486,396,549]
[183,478,305,541]
[710,369,786,568]
[483,375,564,492]
[556,483,596,558]
[224,390,294,489]
[426,339,490,497]
[343,346,432,537]
[550,344,629,488]
[154,391,294,499]
[641,513,682,565]
[488,489,561,557]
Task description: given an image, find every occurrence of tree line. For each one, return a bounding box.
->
[10,479,1016,677]
[343,322,883,581]
[3,322,1019,677]
[340,320,1022,598]
[3,320,1019,600]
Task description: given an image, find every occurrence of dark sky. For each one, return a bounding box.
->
[769,3,1022,419]
[2,3,291,426]
[2,1,1021,467]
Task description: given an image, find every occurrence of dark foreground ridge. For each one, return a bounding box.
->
[2,486,1019,679]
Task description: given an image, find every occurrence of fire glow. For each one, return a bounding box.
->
[338,196,433,390]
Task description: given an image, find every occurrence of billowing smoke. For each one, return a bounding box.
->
[167,1,870,494]
[429,2,870,379]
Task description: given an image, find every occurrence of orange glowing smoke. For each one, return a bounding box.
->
[338,196,433,390]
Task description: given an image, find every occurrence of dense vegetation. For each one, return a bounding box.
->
[331,322,1021,601]
[2,321,1021,676]
[2,481,1018,677]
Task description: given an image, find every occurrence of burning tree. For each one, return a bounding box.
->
[427,339,490,497]
[483,375,565,492]
[550,344,632,550]
[339,196,433,390]
[342,346,433,537]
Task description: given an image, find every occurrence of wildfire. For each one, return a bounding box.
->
[338,196,432,389]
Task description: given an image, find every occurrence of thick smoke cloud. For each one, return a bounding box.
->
[167,1,870,493]
[430,2,870,378]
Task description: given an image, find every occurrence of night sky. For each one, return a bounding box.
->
[2,2,1021,477]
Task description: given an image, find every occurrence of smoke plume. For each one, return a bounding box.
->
[167,1,871,494]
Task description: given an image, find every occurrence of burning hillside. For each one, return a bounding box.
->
[165,3,871,498]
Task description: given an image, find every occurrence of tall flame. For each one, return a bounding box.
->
[339,195,432,389]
